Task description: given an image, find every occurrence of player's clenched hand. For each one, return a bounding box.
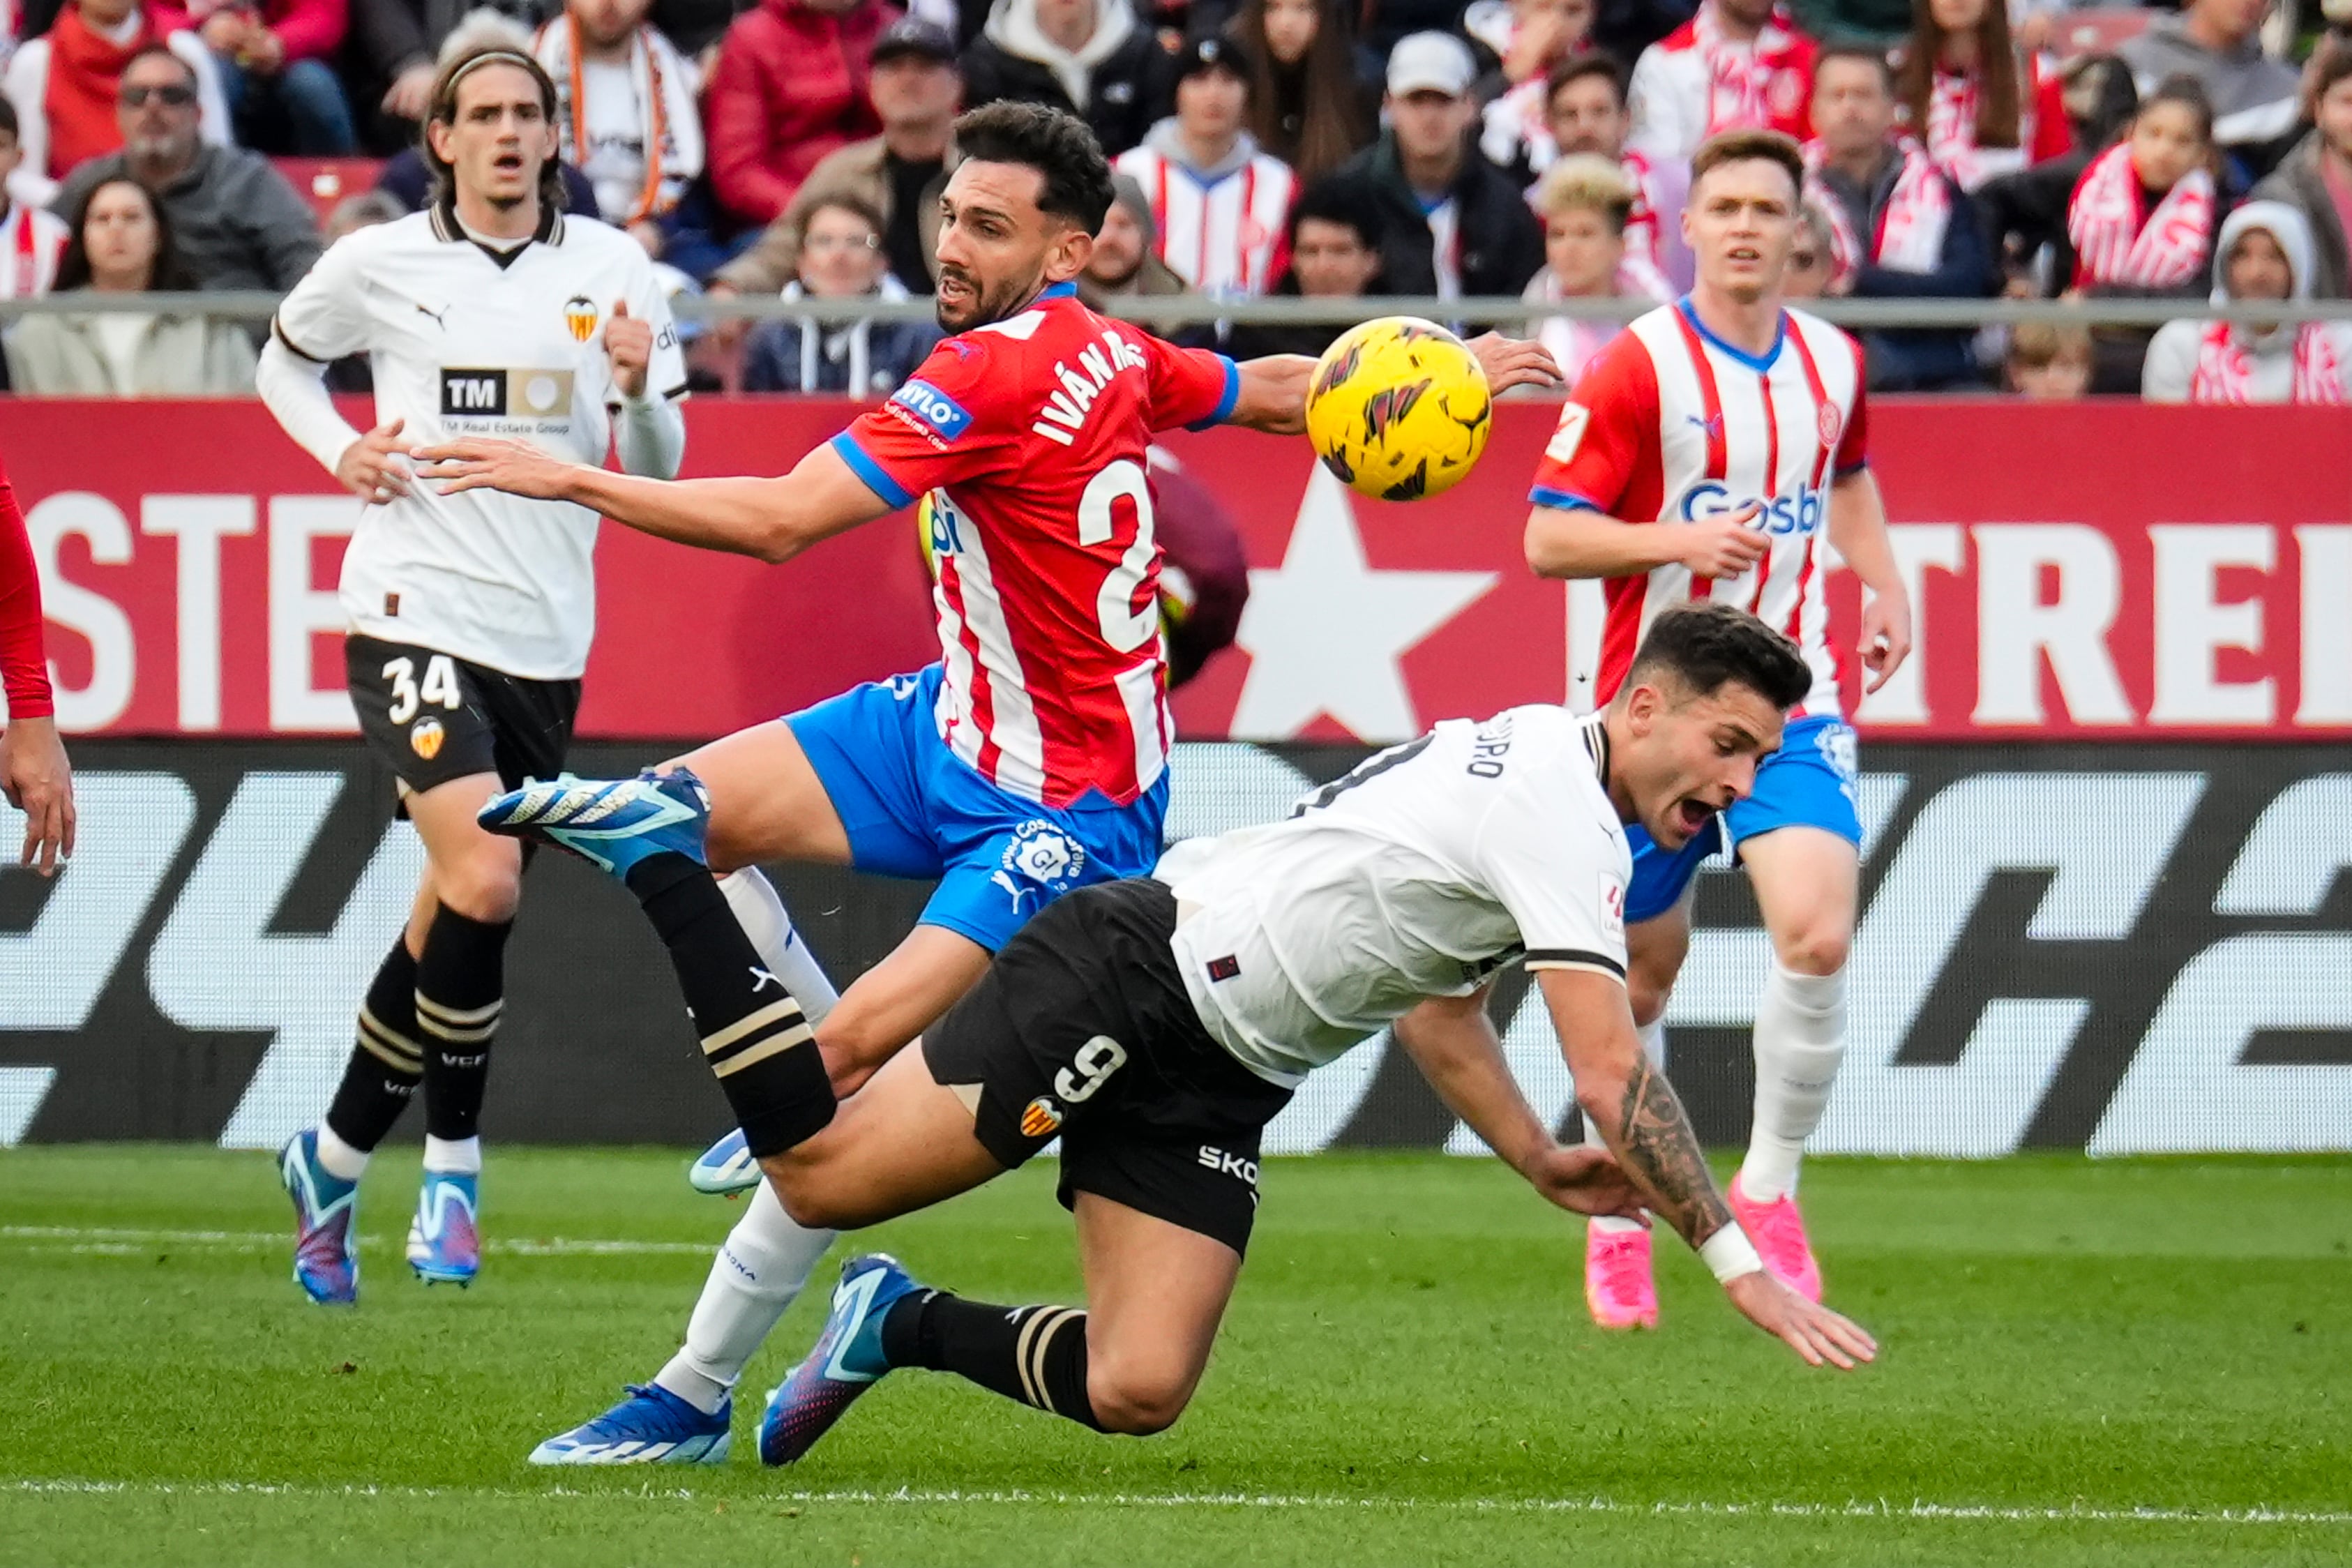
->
[414,438,579,502]
[336,417,414,505]
[1680,504,1770,580]
[1858,587,1913,693]
[1465,332,1563,396]
[605,299,652,400]
[1724,1270,1878,1369]
[1519,1143,1647,1221]
[0,716,75,875]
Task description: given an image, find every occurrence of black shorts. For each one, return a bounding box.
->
[346,633,580,802]
[922,878,1293,1257]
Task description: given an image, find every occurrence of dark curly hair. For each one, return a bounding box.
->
[1627,601,1812,711]
[951,100,1117,234]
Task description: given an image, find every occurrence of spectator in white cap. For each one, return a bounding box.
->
[1113,34,1297,297]
[1329,29,1544,298]
[2143,199,2352,402]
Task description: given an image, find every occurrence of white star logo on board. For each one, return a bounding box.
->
[1229,466,1496,741]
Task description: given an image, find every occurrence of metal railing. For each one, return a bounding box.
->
[10,290,2352,331]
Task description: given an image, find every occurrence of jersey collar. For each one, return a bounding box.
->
[429,195,565,269]
[1039,281,1078,301]
[1578,711,1612,794]
[1675,294,1785,374]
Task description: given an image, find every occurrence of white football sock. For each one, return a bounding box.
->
[314,1125,370,1182]
[421,1135,481,1175]
[1588,1019,1666,1235]
[719,868,840,1025]
[653,868,843,1416]
[656,1182,836,1414]
[1740,963,1847,1202]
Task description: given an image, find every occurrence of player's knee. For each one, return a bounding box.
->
[814,1011,905,1094]
[1085,1364,1193,1435]
[434,846,522,923]
[1775,923,1850,977]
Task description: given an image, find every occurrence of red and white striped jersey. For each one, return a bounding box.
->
[1627,5,1816,163]
[830,282,1239,808]
[1114,140,1297,297]
[0,202,68,298]
[1527,299,1867,716]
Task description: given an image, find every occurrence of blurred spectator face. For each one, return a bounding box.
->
[1261,0,1320,66]
[2188,0,2270,49]
[572,0,653,50]
[2008,333,2092,398]
[1811,56,1896,164]
[1291,216,1380,294]
[1389,89,1475,166]
[119,53,202,169]
[2224,227,2293,300]
[0,124,18,189]
[431,63,559,209]
[800,202,886,296]
[1717,0,1777,29]
[2318,71,2352,160]
[1087,200,1147,288]
[1544,204,1623,294]
[80,0,139,28]
[1034,0,1099,47]
[1784,209,1831,296]
[1684,158,1798,301]
[1177,63,1249,145]
[1927,0,1984,35]
[1546,72,1628,158]
[1516,0,1596,61]
[2129,100,2208,192]
[83,179,160,289]
[869,54,960,128]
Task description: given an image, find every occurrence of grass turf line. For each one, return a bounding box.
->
[1,1146,2346,1566]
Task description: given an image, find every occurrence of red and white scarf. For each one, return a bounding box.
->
[1803,137,1951,286]
[2189,320,2349,404]
[1693,3,1811,138]
[2067,142,2215,289]
[1925,64,2028,190]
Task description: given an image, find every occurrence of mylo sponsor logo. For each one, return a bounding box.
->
[889,379,973,444]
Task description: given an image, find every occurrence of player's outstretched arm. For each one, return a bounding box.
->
[414,437,896,565]
[1524,500,1769,582]
[1827,468,1913,695]
[1223,354,1316,434]
[1392,990,1644,1221]
[1537,967,1878,1369]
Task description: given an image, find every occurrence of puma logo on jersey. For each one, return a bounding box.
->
[1029,329,1150,447]
[415,302,448,328]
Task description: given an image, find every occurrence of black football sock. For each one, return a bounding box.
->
[415,905,512,1145]
[323,937,424,1152]
[880,1288,1103,1431]
[625,851,834,1154]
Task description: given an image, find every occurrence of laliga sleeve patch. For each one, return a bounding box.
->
[889,379,974,443]
[1545,403,1591,466]
[1599,871,1626,942]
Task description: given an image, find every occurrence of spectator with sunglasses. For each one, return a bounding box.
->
[1,0,230,208]
[49,43,321,289]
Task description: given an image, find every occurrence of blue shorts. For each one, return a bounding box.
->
[1623,714,1862,924]
[785,665,1168,953]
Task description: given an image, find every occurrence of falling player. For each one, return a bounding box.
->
[255,43,687,1303]
[473,603,1875,1458]
[1522,128,1913,1329]
[417,99,1567,1462]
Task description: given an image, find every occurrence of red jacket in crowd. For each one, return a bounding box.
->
[706,0,894,227]
[192,0,347,64]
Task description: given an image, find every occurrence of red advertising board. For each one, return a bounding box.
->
[7,398,2349,741]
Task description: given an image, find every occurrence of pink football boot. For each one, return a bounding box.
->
[1584,1224,1659,1329]
[1728,1173,1823,1303]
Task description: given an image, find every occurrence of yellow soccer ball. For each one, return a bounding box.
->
[1304,317,1492,502]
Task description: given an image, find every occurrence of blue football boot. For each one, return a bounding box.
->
[280,1129,359,1306]
[529,1383,733,1465]
[688,1128,762,1196]
[405,1169,481,1286]
[476,768,711,878]
[758,1254,924,1465]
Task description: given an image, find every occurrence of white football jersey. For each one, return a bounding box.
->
[1160,706,1631,1087]
[272,204,687,680]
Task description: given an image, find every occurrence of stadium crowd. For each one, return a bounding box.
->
[0,0,2344,396]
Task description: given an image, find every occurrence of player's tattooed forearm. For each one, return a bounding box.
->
[1615,1058,1733,1247]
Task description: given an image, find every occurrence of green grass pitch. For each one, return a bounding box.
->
[2,1147,2347,1566]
